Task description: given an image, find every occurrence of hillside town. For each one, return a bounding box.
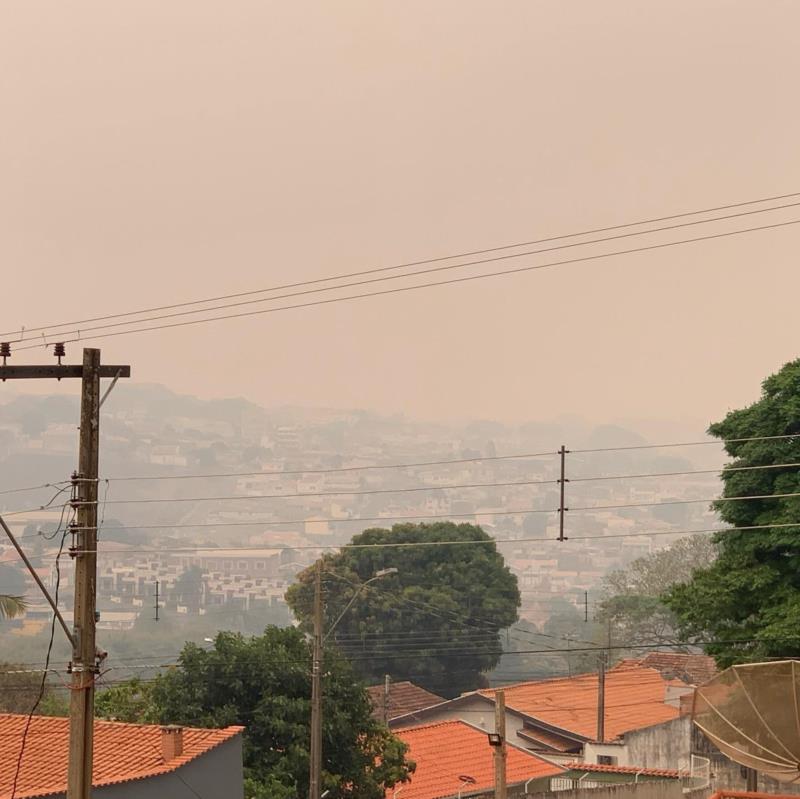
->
[0,389,723,645]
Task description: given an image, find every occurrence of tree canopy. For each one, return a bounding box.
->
[665,359,800,666]
[597,535,717,652]
[95,627,412,799]
[285,522,520,697]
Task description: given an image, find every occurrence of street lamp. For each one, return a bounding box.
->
[309,566,399,799]
[324,567,398,642]
[457,775,477,799]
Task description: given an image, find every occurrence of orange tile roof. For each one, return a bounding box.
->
[566,762,680,779]
[710,793,800,799]
[515,726,580,753]
[0,714,243,799]
[613,653,717,686]
[391,720,564,799]
[366,681,444,721]
[481,665,678,741]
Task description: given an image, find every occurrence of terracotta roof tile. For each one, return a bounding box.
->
[613,653,717,686]
[366,682,444,721]
[710,792,800,799]
[0,714,243,799]
[391,720,564,799]
[566,762,680,779]
[481,665,679,740]
[515,727,580,752]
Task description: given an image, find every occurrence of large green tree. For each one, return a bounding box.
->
[665,359,800,666]
[285,522,520,697]
[96,627,412,799]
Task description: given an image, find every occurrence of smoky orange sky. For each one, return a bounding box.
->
[2,1,799,432]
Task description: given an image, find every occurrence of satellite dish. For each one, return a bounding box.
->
[693,660,800,783]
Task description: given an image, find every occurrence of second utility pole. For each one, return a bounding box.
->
[494,689,507,799]
[309,561,323,799]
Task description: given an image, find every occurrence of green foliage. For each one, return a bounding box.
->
[285,522,520,697]
[597,535,717,651]
[0,663,68,715]
[37,691,70,717]
[97,627,412,798]
[95,678,158,723]
[665,359,800,666]
[0,593,27,620]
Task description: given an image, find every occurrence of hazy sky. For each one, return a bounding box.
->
[2,1,799,432]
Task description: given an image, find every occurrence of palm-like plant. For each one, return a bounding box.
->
[0,594,27,620]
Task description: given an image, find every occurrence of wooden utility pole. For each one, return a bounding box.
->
[0,345,129,799]
[68,348,102,799]
[494,689,507,799]
[597,657,606,744]
[309,561,323,799]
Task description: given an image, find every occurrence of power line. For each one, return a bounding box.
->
[0,481,71,498]
[4,521,788,571]
[13,633,800,681]
[69,478,800,511]
[89,451,554,482]
[6,189,799,341]
[12,201,800,346]
[67,490,800,526]
[73,475,559,506]
[13,216,800,351]
[570,433,800,454]
[570,461,800,483]
[88,458,800,488]
[58,521,800,557]
[79,432,800,486]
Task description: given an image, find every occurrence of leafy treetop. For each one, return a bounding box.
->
[665,359,800,666]
[285,522,520,698]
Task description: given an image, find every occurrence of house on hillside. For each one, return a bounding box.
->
[366,680,444,723]
[390,665,691,768]
[390,720,565,799]
[0,715,244,799]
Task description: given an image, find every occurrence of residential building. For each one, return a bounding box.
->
[366,681,444,723]
[0,715,244,799]
[391,666,687,767]
[389,720,565,799]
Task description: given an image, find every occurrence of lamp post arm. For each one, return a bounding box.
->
[324,582,370,642]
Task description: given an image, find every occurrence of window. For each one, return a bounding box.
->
[597,755,618,766]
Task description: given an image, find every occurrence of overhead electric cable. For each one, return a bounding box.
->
[69,489,800,513]
[56,521,800,557]
[5,188,800,341]
[13,217,800,351]
[87,437,800,485]
[11,200,800,346]
[74,475,558,505]
[570,461,800,483]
